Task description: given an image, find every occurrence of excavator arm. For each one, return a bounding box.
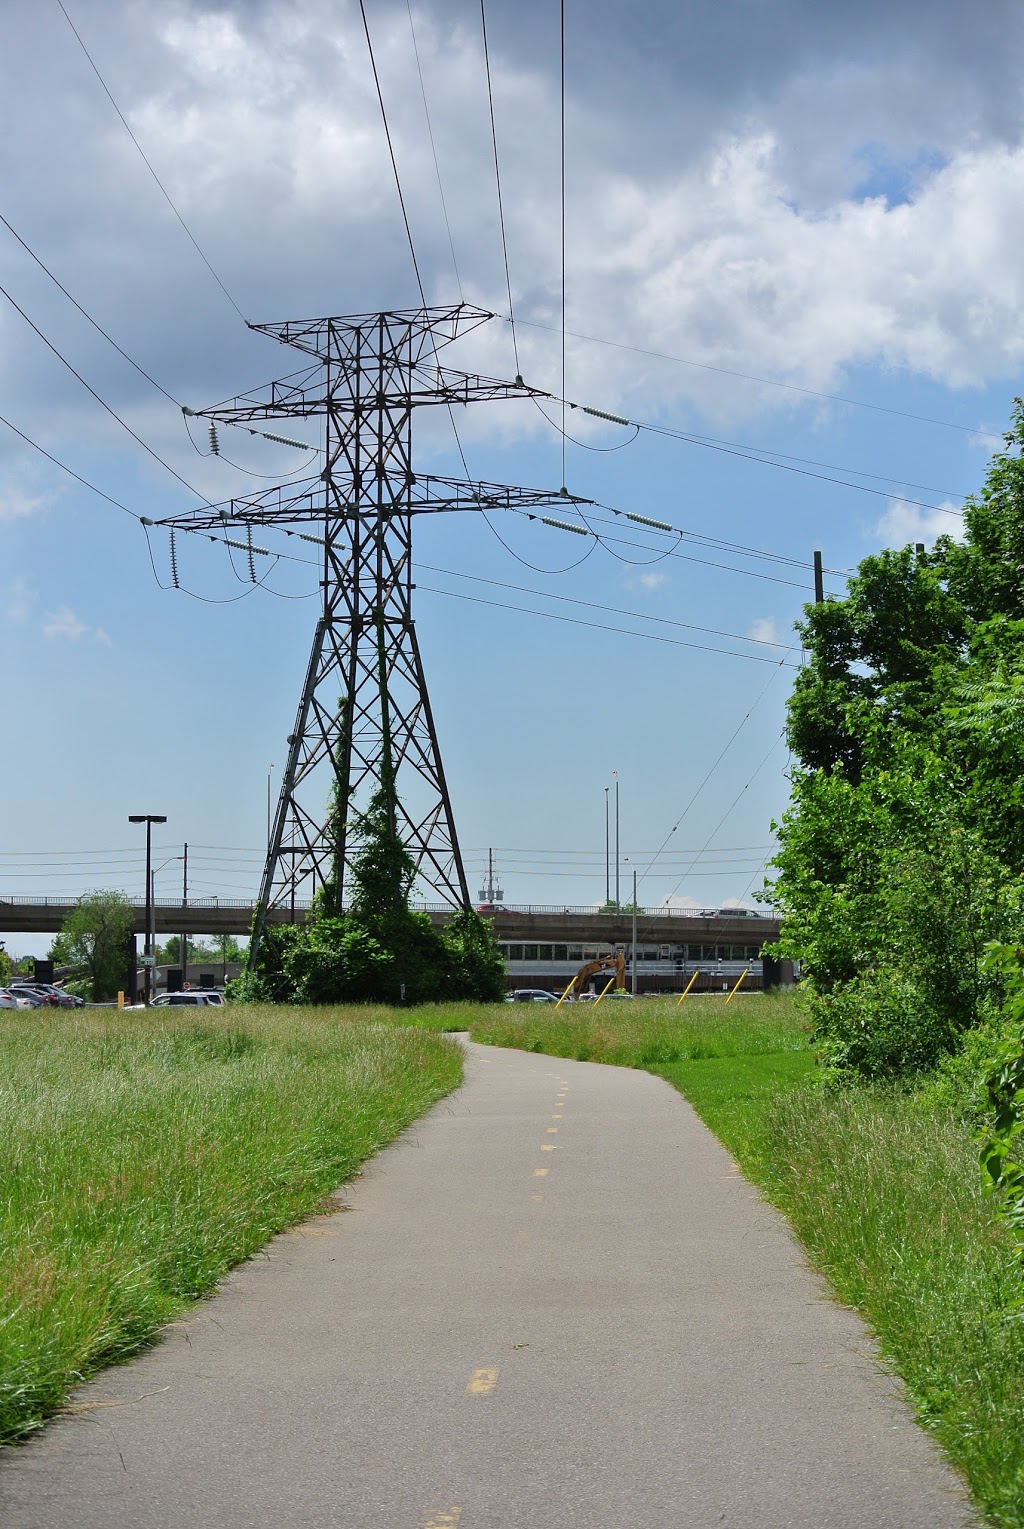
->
[568,951,626,997]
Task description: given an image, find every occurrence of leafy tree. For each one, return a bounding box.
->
[161,934,248,967]
[0,942,13,986]
[49,891,134,1001]
[770,403,1024,1077]
[242,781,505,1005]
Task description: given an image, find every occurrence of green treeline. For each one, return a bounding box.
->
[770,399,1024,1090]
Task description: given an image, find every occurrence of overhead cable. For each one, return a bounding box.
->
[56,0,247,323]
[405,0,463,301]
[417,583,800,666]
[507,314,1003,443]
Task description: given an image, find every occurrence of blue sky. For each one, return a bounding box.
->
[3,0,1024,956]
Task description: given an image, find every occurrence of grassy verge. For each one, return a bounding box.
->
[428,992,1024,1527]
[0,1005,461,1446]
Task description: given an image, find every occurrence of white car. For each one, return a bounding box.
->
[151,991,225,1007]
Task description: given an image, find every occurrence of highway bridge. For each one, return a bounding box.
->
[0,895,780,944]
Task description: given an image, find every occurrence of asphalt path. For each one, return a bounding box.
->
[0,1038,977,1527]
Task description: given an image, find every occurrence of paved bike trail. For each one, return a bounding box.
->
[0,1038,977,1527]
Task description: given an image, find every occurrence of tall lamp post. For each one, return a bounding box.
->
[604,786,610,907]
[128,814,167,1006]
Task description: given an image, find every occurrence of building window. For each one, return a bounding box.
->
[523,945,538,962]
[507,944,523,961]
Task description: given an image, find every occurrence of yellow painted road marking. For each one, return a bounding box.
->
[534,1167,549,1177]
[424,1511,463,1528]
[547,1127,558,1134]
[466,1368,499,1395]
[531,1193,543,1201]
[541,1143,556,1151]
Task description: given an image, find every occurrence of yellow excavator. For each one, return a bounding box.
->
[561,950,626,1001]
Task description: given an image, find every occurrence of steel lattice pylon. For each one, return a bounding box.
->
[158,305,585,960]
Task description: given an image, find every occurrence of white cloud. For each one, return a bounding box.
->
[875,498,965,548]
[748,616,779,644]
[626,571,668,593]
[42,607,90,641]
[0,487,46,522]
[93,627,112,647]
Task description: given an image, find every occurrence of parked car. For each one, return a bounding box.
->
[9,983,75,1007]
[504,989,560,1004]
[150,991,224,1008]
[6,987,47,1007]
[0,989,32,1009]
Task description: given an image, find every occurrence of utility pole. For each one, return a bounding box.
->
[180,842,188,986]
[158,306,585,965]
[613,772,620,909]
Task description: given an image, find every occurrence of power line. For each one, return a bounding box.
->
[638,661,786,893]
[640,734,786,924]
[480,0,520,380]
[559,0,566,490]
[417,583,800,666]
[0,209,179,405]
[359,0,428,309]
[0,279,214,503]
[56,0,247,323]
[405,0,463,301]
[416,561,794,649]
[510,508,826,590]
[510,314,1003,443]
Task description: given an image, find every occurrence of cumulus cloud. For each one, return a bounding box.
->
[42,607,89,640]
[626,571,668,593]
[41,607,114,644]
[876,498,966,547]
[748,616,779,644]
[0,486,46,522]
[4,0,1024,455]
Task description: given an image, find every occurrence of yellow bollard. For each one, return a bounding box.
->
[676,969,701,1005]
[117,991,124,1009]
[555,978,576,1009]
[725,967,749,1006]
[592,974,617,1008]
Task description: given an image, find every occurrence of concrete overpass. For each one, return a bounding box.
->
[0,895,780,950]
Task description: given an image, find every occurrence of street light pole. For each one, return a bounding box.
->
[128,814,167,1006]
[604,786,610,907]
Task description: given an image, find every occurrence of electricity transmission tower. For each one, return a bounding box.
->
[157,304,583,961]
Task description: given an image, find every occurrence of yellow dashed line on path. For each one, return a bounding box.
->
[531,1193,543,1201]
[424,1510,463,1528]
[547,1127,558,1134]
[534,1167,549,1177]
[540,1143,556,1152]
[466,1368,499,1396]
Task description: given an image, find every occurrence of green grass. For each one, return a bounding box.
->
[417,992,1024,1527]
[0,1005,462,1446]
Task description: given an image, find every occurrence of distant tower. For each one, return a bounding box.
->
[477,848,504,906]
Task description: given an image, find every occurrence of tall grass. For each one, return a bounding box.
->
[0,1005,461,1445]
[738,1088,1024,1529]
[439,990,808,1065]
